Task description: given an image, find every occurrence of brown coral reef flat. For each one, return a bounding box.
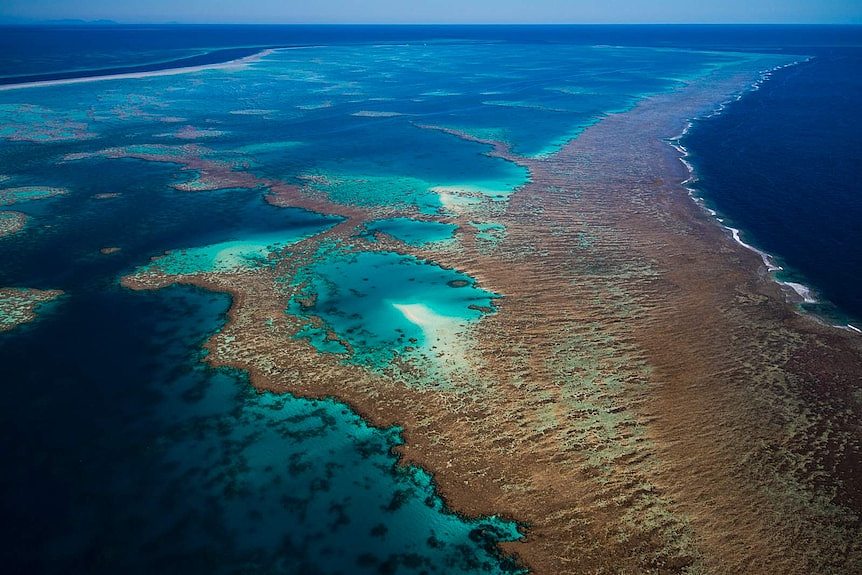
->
[0,210,26,238]
[0,287,63,332]
[124,62,862,574]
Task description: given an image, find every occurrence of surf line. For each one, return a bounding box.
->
[0,49,277,92]
[666,58,860,335]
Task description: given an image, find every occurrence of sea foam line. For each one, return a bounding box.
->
[668,57,858,334]
[0,49,277,92]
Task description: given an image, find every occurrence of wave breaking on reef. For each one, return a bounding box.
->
[666,58,858,334]
[0,49,275,92]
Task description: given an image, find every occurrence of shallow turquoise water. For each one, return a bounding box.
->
[289,250,497,372]
[152,292,522,573]
[0,185,67,206]
[471,222,507,246]
[366,217,458,246]
[0,282,523,574]
[138,219,338,276]
[0,43,747,213]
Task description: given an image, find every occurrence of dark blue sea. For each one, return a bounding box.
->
[0,25,859,574]
[682,45,862,325]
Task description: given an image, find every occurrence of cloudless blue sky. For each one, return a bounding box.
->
[0,0,860,24]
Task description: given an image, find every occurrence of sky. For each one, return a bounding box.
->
[0,0,860,25]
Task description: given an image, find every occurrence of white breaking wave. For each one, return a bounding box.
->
[662,58,862,332]
[0,49,275,92]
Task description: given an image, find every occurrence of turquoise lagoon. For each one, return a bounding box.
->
[137,215,339,276]
[365,217,458,246]
[289,249,497,375]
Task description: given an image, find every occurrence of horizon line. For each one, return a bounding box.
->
[1,21,861,27]
[0,17,862,26]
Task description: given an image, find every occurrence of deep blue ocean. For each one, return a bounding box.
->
[0,25,860,574]
[682,46,862,324]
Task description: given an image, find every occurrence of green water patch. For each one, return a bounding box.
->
[288,249,498,376]
[136,221,338,277]
[366,217,457,246]
[0,186,67,207]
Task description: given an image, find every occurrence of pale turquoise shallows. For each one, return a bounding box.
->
[138,223,338,277]
[365,217,457,246]
[288,249,497,371]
